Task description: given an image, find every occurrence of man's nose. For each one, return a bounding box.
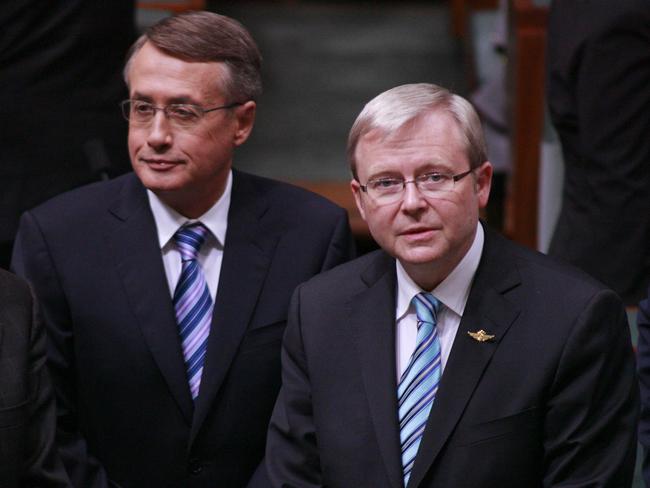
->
[401,180,427,212]
[146,111,173,149]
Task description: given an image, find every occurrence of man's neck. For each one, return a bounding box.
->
[399,223,483,291]
[156,186,225,219]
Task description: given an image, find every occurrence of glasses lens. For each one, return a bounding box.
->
[366,179,403,204]
[121,101,156,124]
[132,101,155,122]
[418,173,452,194]
[167,105,202,127]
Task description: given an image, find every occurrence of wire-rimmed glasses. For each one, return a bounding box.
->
[120,99,242,129]
[358,169,474,205]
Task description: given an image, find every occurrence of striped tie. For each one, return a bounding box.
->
[398,292,441,487]
[173,223,213,400]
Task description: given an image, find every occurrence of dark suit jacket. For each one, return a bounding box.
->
[11,170,354,488]
[546,0,650,304]
[0,269,70,487]
[636,286,650,485]
[267,226,638,488]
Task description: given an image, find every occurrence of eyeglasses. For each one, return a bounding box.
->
[120,100,242,128]
[358,169,474,205]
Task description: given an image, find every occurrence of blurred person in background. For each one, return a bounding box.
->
[637,286,650,487]
[0,1,136,268]
[0,268,70,488]
[546,0,650,304]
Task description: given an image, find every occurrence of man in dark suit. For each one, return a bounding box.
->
[266,83,638,487]
[0,269,70,487]
[12,12,353,488]
[546,0,650,304]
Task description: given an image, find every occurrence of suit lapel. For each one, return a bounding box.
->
[407,228,522,488]
[353,252,404,488]
[107,175,194,424]
[190,171,279,441]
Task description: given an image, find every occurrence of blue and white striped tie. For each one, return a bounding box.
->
[173,223,213,400]
[398,292,441,487]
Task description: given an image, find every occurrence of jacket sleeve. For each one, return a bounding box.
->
[23,284,72,487]
[320,208,356,273]
[265,284,325,488]
[542,289,639,487]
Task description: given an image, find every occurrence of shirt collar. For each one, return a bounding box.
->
[146,170,232,250]
[396,222,484,319]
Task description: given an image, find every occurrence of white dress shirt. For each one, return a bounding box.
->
[146,170,232,300]
[395,223,484,381]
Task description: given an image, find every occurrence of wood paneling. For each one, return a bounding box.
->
[137,1,205,13]
[506,0,548,248]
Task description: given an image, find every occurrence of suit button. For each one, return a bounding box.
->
[188,458,203,475]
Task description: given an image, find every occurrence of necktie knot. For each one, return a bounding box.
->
[412,292,440,328]
[174,223,209,262]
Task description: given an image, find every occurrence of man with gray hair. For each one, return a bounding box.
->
[12,11,353,488]
[266,83,638,487]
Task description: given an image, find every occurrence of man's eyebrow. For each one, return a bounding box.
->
[167,96,202,105]
[130,92,202,105]
[366,170,403,181]
[420,161,455,172]
[364,162,457,181]
[130,92,153,102]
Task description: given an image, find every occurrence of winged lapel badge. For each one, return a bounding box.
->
[467,329,495,342]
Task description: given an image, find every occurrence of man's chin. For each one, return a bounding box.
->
[395,246,443,266]
[137,171,184,193]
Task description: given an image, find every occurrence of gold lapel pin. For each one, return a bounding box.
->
[467,329,495,342]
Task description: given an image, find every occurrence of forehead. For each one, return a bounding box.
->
[127,42,226,102]
[355,111,468,178]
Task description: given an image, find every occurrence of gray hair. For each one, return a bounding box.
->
[123,11,262,102]
[347,83,487,179]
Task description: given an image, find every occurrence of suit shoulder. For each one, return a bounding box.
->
[21,173,141,237]
[27,173,136,220]
[234,171,347,218]
[298,250,387,296]
[489,229,616,300]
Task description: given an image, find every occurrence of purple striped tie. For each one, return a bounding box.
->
[173,223,213,400]
[398,292,441,487]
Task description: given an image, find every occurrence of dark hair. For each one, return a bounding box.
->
[124,11,262,102]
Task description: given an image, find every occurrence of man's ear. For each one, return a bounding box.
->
[350,179,367,221]
[233,101,256,146]
[475,161,493,209]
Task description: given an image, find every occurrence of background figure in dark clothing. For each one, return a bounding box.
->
[546,0,650,304]
[0,269,71,487]
[637,286,650,487]
[0,1,136,268]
